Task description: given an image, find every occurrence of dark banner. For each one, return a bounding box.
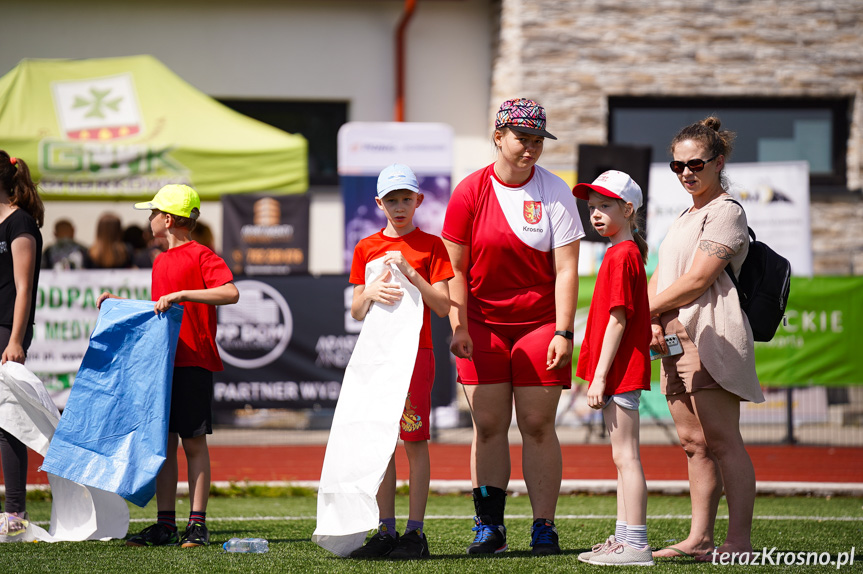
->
[213,275,455,411]
[221,193,310,275]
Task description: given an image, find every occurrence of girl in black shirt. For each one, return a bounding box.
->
[0,150,43,540]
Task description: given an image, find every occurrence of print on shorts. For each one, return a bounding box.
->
[400,393,423,433]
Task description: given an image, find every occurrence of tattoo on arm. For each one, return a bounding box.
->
[699,240,734,260]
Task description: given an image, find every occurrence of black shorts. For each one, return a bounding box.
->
[169,366,214,438]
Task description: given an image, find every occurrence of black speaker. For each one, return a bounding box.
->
[576,144,653,242]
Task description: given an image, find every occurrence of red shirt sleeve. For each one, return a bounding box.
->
[441,172,478,245]
[200,247,234,288]
[428,236,454,284]
[349,240,368,285]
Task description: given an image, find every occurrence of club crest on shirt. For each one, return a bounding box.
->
[523,201,542,224]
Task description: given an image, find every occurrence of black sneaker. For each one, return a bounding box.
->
[180,522,210,547]
[389,529,430,560]
[125,523,179,547]
[349,530,399,558]
[530,518,561,556]
[467,516,507,554]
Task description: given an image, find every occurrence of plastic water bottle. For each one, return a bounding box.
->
[223,537,269,553]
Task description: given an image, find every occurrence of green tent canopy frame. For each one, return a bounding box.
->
[0,55,307,199]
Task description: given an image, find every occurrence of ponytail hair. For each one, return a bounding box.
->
[0,150,44,228]
[622,199,648,265]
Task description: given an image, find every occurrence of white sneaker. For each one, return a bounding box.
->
[578,534,617,562]
[588,541,655,566]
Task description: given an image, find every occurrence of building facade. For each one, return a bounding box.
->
[490,0,863,274]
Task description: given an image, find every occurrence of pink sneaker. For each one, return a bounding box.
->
[588,541,655,566]
[578,535,617,562]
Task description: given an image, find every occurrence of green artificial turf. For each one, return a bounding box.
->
[6,493,862,573]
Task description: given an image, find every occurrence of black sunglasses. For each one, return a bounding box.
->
[669,155,718,174]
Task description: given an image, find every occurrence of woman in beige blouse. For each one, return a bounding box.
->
[648,117,764,561]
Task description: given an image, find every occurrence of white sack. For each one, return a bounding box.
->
[312,257,424,556]
[0,361,129,542]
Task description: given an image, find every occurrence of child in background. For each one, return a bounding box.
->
[571,171,653,566]
[98,184,239,548]
[348,164,453,559]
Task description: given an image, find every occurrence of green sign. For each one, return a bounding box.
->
[753,276,862,386]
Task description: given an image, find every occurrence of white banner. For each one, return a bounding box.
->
[337,122,453,175]
[647,160,812,276]
[28,270,151,406]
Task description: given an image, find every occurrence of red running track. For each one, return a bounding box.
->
[20,444,863,485]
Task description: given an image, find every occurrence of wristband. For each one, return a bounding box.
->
[554,330,574,340]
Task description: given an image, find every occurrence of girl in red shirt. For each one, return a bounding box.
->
[572,171,653,566]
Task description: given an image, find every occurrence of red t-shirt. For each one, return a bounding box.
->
[442,164,584,326]
[576,240,651,394]
[349,228,454,349]
[152,241,234,372]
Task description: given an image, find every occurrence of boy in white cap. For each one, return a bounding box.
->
[347,164,453,559]
[98,184,239,548]
[571,171,653,566]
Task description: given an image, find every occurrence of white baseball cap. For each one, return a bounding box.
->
[572,170,643,212]
[376,163,419,198]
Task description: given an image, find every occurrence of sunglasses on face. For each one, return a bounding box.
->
[669,155,718,174]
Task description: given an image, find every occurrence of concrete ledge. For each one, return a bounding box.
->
[14,479,863,498]
[17,479,861,497]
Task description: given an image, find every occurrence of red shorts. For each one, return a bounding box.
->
[400,348,435,441]
[456,319,571,388]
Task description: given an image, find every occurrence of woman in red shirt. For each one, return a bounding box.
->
[443,99,583,556]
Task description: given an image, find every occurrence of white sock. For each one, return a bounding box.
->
[626,524,648,549]
[614,520,627,542]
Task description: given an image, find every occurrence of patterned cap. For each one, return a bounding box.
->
[495,98,557,140]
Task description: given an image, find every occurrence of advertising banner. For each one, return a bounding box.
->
[338,122,453,271]
[647,160,812,276]
[221,193,310,276]
[751,276,863,386]
[214,275,355,411]
[213,275,458,414]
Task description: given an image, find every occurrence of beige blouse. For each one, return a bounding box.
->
[655,194,764,403]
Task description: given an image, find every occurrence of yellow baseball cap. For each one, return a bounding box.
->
[134,184,201,218]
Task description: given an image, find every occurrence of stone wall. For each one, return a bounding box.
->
[489,0,863,274]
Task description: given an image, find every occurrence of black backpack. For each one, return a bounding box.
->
[724,199,791,342]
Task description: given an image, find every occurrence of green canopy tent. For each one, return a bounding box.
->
[0,55,307,199]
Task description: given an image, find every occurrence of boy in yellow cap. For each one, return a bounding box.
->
[98,184,239,548]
